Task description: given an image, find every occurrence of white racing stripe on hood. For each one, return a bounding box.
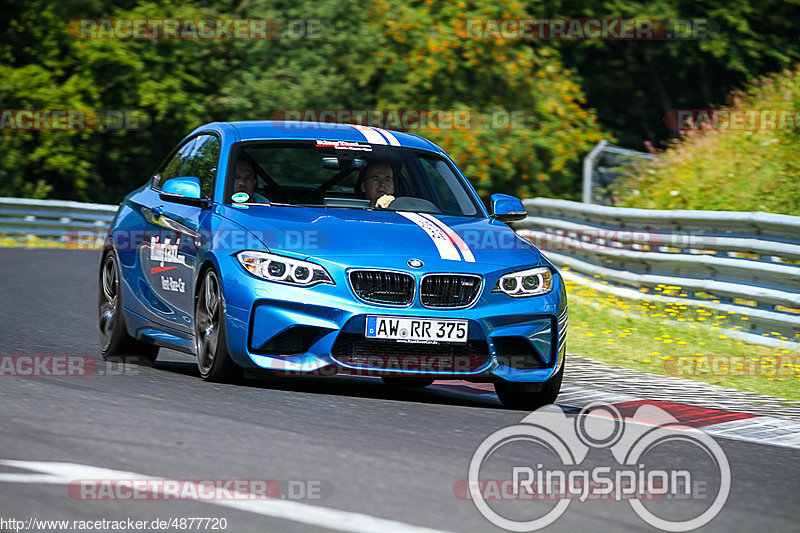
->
[351,124,386,144]
[398,212,461,261]
[418,213,476,262]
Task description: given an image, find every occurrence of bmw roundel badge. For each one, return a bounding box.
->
[407,259,424,269]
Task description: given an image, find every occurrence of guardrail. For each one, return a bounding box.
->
[2,196,798,343]
[0,197,117,246]
[582,140,654,204]
[515,198,800,343]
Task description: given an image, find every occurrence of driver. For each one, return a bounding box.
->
[232,156,269,204]
[359,160,395,208]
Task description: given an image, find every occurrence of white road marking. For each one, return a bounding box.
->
[0,460,456,533]
[398,212,461,261]
[0,472,67,483]
[556,384,635,405]
[417,214,475,262]
[703,418,800,450]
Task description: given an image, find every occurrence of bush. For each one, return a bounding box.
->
[612,66,800,215]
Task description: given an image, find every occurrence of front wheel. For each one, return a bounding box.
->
[494,360,564,410]
[98,251,159,364]
[195,268,241,382]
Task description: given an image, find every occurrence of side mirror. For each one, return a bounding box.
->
[159,177,210,208]
[490,193,527,222]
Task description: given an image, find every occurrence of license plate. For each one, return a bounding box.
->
[365,316,468,344]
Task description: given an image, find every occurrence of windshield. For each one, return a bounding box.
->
[225,140,483,217]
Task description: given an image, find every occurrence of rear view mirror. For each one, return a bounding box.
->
[321,157,366,170]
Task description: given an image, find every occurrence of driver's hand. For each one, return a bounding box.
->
[375,194,395,208]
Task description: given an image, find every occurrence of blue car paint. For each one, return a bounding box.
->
[105,121,567,384]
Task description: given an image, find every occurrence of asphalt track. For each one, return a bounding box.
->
[0,248,798,533]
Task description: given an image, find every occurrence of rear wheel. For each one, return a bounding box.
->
[98,251,159,364]
[195,268,241,382]
[381,376,435,388]
[494,361,564,410]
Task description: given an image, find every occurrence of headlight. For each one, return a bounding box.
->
[493,267,553,297]
[236,251,334,286]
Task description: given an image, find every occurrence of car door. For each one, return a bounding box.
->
[145,133,221,333]
[113,136,196,335]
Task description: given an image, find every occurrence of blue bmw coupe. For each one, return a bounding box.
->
[98,121,567,409]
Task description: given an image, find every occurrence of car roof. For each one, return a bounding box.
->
[198,121,445,153]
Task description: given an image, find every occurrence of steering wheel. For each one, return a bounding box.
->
[384,196,441,213]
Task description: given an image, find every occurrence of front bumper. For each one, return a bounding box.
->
[220,255,567,383]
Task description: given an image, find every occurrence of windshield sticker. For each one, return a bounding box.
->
[232,192,250,203]
[315,140,373,152]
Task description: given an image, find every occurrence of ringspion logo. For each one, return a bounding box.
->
[462,402,730,531]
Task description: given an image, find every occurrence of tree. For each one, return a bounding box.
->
[533,0,800,148]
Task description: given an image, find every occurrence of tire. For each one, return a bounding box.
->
[195,268,241,382]
[381,376,435,388]
[98,251,159,364]
[494,360,564,410]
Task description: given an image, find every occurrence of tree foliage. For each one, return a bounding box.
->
[537,0,800,148]
[0,0,796,203]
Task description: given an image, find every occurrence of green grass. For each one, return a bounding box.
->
[566,278,800,401]
[612,66,800,215]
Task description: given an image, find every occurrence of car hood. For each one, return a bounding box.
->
[217,205,544,270]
